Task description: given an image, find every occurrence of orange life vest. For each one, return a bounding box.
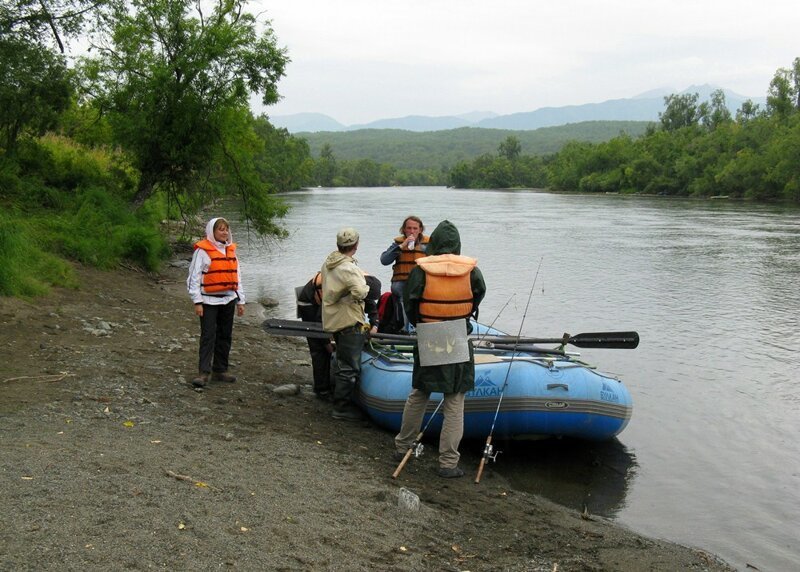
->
[416,254,477,322]
[195,239,239,294]
[391,234,429,282]
[311,271,323,305]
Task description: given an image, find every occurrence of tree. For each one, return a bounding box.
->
[498,135,521,160]
[766,68,795,120]
[314,143,337,186]
[447,160,472,188]
[659,93,702,131]
[252,117,311,192]
[0,37,71,150]
[0,0,106,150]
[736,99,761,123]
[81,0,289,232]
[1,0,107,53]
[703,89,732,131]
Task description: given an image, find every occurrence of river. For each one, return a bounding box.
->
[236,186,800,571]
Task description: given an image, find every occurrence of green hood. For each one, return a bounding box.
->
[426,220,461,256]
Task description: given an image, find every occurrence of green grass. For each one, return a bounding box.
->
[0,217,77,297]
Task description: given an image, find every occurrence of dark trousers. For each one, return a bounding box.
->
[198,300,236,374]
[298,306,332,394]
[307,337,332,393]
[332,327,365,409]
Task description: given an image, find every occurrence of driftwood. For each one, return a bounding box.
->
[1,372,74,384]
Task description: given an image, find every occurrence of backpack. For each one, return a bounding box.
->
[377,292,404,335]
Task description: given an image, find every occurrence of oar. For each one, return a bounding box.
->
[376,331,639,350]
[263,318,322,332]
[262,319,331,339]
[263,319,639,350]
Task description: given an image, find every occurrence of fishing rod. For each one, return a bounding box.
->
[474,292,516,344]
[475,256,544,485]
[391,398,445,479]
[391,291,517,479]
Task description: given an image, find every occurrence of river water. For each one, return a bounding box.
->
[235,187,800,571]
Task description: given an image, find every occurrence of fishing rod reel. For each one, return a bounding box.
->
[481,441,502,463]
[410,440,424,458]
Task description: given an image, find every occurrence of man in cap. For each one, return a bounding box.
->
[296,270,381,402]
[321,227,370,421]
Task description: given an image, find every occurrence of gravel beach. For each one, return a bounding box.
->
[0,263,733,571]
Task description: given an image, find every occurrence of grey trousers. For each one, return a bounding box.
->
[394,388,465,469]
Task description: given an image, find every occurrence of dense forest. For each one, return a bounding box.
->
[2,1,798,297]
[296,121,649,187]
[449,77,800,201]
[296,122,650,169]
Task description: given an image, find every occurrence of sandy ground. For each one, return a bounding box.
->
[0,262,734,571]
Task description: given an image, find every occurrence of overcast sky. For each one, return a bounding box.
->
[252,0,797,125]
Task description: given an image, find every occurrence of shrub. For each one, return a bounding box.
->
[47,188,169,270]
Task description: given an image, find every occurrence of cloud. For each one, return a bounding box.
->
[254,0,798,124]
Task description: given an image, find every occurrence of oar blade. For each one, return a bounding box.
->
[569,331,639,349]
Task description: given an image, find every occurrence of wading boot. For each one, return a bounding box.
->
[438,466,465,479]
[314,390,332,402]
[211,372,237,383]
[331,405,364,422]
[191,373,209,388]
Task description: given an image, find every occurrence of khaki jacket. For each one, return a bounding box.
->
[320,251,369,332]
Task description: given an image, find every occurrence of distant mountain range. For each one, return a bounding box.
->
[270,85,766,133]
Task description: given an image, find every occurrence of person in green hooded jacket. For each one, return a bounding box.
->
[393,220,486,478]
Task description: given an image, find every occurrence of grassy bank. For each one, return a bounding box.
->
[0,135,170,297]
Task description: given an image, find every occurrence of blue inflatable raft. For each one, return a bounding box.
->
[260,318,635,441]
[357,333,633,441]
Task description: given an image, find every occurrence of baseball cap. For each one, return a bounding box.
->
[336,227,359,247]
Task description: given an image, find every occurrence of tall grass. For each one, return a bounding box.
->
[40,187,169,270]
[0,216,77,297]
[1,135,170,297]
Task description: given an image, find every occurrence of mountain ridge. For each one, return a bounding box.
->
[269,85,765,133]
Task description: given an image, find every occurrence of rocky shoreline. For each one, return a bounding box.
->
[0,263,733,571]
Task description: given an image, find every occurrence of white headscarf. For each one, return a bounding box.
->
[205,217,232,247]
